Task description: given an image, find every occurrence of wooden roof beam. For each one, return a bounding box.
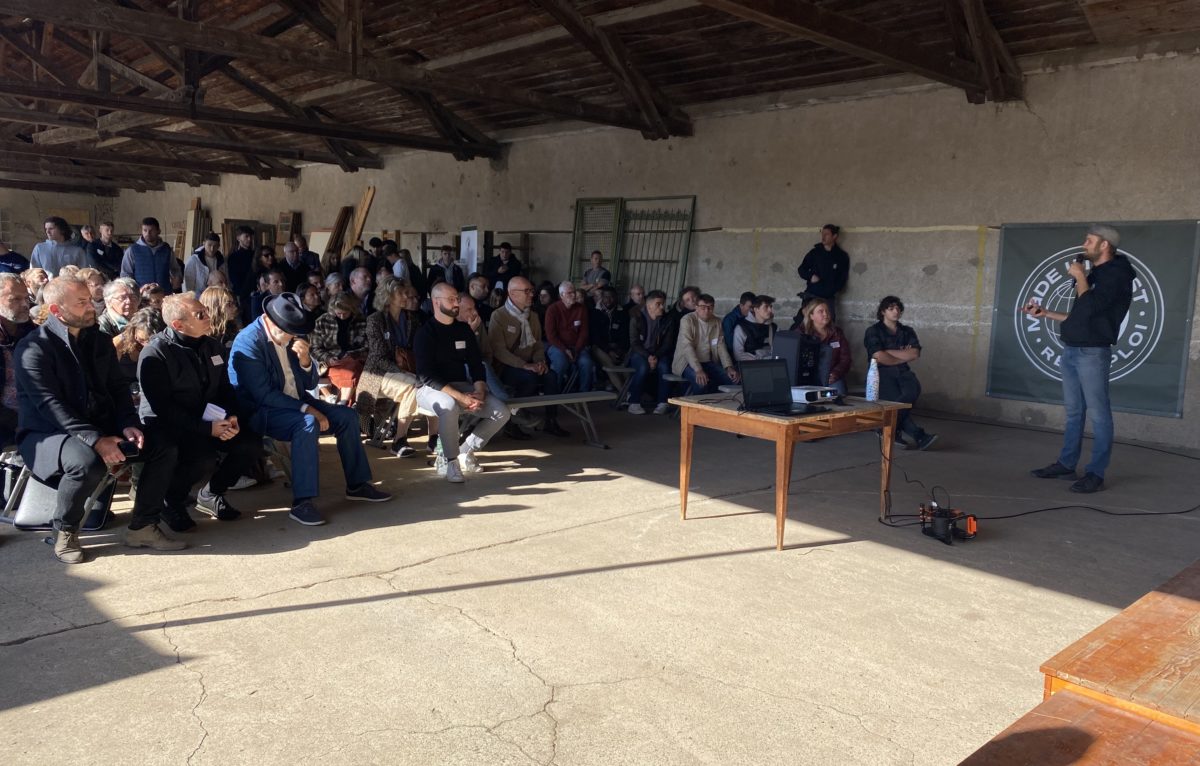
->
[0,177,120,196]
[116,127,382,168]
[695,0,988,99]
[0,138,298,178]
[275,0,495,161]
[0,78,500,157]
[0,28,79,86]
[0,0,652,132]
[530,0,692,139]
[958,0,1023,101]
[0,152,219,184]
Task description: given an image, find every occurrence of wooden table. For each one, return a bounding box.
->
[1040,559,1200,737]
[670,395,910,550]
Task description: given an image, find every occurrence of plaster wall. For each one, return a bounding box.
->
[0,189,114,254]
[115,50,1200,452]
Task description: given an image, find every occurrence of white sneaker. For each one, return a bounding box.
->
[445,461,464,483]
[459,452,483,474]
[434,454,448,476]
[627,403,646,415]
[226,476,258,491]
[653,403,670,415]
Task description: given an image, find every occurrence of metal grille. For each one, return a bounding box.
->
[568,195,695,298]
[616,196,696,298]
[569,198,621,280]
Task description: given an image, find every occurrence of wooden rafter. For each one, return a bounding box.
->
[114,127,383,168]
[274,0,498,162]
[0,138,299,178]
[958,0,1023,101]
[0,0,652,132]
[694,0,988,99]
[0,177,120,196]
[0,151,219,185]
[0,78,500,157]
[529,0,692,140]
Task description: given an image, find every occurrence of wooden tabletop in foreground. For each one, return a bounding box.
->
[668,394,909,424]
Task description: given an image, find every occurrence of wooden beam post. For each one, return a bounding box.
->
[694,0,985,96]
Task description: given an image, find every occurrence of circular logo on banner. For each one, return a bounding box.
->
[1013,247,1163,381]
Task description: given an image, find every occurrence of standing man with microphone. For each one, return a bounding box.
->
[1024,225,1134,493]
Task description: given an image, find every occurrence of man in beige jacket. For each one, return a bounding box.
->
[672,293,740,394]
[488,276,569,438]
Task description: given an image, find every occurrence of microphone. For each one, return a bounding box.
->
[1074,253,1086,264]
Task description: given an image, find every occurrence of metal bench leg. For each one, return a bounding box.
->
[561,401,609,449]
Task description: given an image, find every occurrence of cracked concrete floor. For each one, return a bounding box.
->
[2,409,1198,765]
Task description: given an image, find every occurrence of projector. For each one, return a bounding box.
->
[791,386,839,403]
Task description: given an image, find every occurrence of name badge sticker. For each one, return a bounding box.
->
[455,340,467,350]
[573,320,581,327]
[506,326,517,334]
[710,338,719,346]
[830,341,841,348]
[211,355,224,365]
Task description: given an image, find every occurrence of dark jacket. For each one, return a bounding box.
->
[590,305,629,356]
[1060,255,1136,347]
[15,315,139,448]
[0,250,30,275]
[798,243,850,299]
[227,246,257,299]
[138,327,241,437]
[0,319,34,444]
[87,240,124,279]
[864,321,921,377]
[483,256,522,289]
[278,258,308,293]
[427,261,466,293]
[629,307,679,358]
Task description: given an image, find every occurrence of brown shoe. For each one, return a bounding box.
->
[124,524,188,551]
[53,529,85,564]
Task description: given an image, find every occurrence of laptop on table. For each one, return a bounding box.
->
[738,358,826,416]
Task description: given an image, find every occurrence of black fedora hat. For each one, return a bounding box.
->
[263,292,315,336]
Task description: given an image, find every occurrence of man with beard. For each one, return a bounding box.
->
[487,276,568,438]
[0,273,34,446]
[414,283,511,482]
[120,217,181,293]
[15,277,186,563]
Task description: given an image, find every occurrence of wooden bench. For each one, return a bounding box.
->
[1040,559,1200,736]
[966,559,1200,763]
[960,689,1200,765]
[506,390,616,449]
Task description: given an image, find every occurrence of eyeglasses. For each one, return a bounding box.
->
[509,288,533,294]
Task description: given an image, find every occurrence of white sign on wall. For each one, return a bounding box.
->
[460,226,478,275]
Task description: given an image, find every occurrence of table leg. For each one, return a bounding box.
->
[680,409,694,520]
[880,410,897,521]
[775,429,796,550]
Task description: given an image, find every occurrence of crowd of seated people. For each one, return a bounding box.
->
[1,219,939,565]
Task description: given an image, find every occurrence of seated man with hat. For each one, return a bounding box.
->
[229,292,391,526]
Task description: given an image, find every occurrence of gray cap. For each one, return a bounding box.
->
[1087,224,1121,250]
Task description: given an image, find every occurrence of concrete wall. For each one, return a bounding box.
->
[110,45,1200,451]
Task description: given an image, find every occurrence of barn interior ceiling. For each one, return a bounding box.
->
[0,0,1185,194]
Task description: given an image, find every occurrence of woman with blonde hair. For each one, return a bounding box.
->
[801,297,851,396]
[357,277,426,456]
[200,286,241,354]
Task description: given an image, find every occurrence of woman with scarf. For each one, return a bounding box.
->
[310,291,368,405]
[357,277,426,456]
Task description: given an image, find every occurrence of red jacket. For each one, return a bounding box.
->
[545,301,589,353]
[823,325,852,384]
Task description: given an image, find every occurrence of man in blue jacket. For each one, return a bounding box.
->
[120,217,181,293]
[228,292,391,525]
[16,276,186,563]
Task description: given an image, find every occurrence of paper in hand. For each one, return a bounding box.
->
[202,403,227,423]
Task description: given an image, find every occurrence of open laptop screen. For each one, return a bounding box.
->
[739,358,792,409]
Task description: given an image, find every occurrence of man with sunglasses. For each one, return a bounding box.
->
[138,294,263,528]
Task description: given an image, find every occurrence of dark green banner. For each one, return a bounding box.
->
[987,221,1199,417]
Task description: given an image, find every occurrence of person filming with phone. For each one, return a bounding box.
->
[1023,225,1134,494]
[15,276,186,564]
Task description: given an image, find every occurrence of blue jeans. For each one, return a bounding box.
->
[1058,345,1114,478]
[546,345,596,392]
[628,352,672,405]
[251,399,371,502]
[681,361,734,394]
